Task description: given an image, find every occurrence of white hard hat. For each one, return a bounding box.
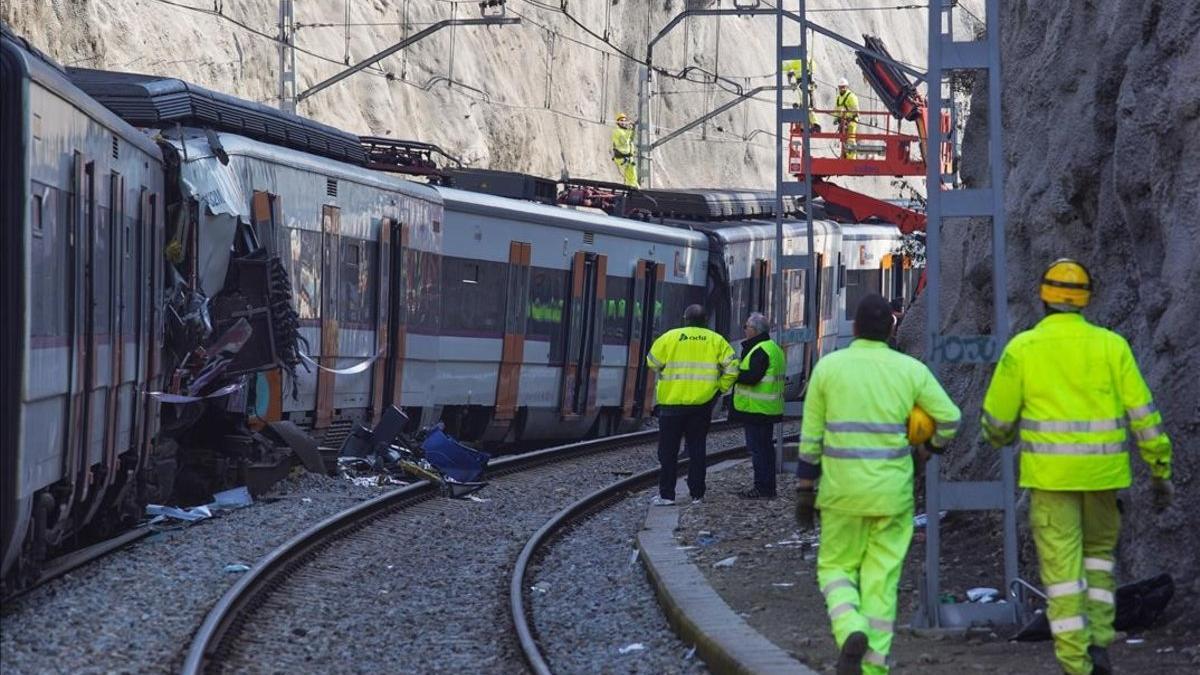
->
[838,77,849,87]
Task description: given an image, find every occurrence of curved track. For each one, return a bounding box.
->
[182,425,736,674]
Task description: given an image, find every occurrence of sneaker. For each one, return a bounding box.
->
[1088,646,1112,675]
[691,498,703,505]
[650,495,675,506]
[836,631,868,675]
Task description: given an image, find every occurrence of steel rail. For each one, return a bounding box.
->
[181,423,732,674]
[511,431,799,674]
[2,525,153,605]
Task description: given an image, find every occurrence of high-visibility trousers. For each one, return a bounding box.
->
[1030,489,1120,675]
[816,509,913,674]
[613,156,639,188]
[838,119,858,158]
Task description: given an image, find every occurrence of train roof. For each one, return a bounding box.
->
[166,130,442,213]
[438,186,709,249]
[655,216,838,246]
[838,222,904,240]
[66,67,367,165]
[1,25,162,159]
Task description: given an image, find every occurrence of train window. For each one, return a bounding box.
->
[821,265,835,320]
[32,194,43,236]
[784,270,807,328]
[528,267,566,352]
[288,228,322,320]
[844,268,883,320]
[603,276,629,344]
[442,257,504,335]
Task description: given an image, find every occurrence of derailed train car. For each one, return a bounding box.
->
[1,28,167,582]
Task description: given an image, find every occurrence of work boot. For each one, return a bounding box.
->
[1088,645,1113,675]
[836,631,868,675]
[737,488,776,500]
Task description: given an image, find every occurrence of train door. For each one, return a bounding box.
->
[382,220,408,411]
[314,205,340,429]
[370,218,394,421]
[621,260,664,421]
[494,241,531,423]
[66,157,95,510]
[560,251,606,420]
[749,258,770,316]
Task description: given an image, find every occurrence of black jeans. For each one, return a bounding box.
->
[744,422,777,496]
[657,409,712,500]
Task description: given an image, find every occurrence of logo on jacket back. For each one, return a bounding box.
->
[678,332,708,342]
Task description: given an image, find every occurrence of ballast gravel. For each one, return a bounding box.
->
[1,428,750,674]
[529,491,708,675]
[0,472,405,674]
[215,428,747,673]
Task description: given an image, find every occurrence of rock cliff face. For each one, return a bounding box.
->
[901,0,1199,616]
[1,0,971,190]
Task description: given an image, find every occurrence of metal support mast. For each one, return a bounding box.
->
[774,0,816,476]
[278,0,297,113]
[918,0,1019,630]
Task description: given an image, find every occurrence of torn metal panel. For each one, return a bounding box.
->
[177,140,248,296]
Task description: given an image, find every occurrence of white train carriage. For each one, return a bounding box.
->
[436,187,709,443]
[837,223,914,347]
[1,29,166,582]
[160,131,444,448]
[698,218,843,399]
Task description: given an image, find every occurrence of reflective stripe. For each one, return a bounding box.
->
[799,436,823,445]
[936,420,960,431]
[662,361,720,372]
[982,410,1015,432]
[864,650,888,666]
[1046,579,1086,598]
[1020,418,1123,432]
[867,617,894,633]
[824,446,911,460]
[1021,441,1125,456]
[1050,616,1087,634]
[647,353,665,368]
[732,388,783,401]
[829,602,855,619]
[658,373,720,382]
[757,375,783,383]
[798,453,821,465]
[826,422,906,434]
[720,356,738,368]
[821,578,855,597]
[724,364,743,375]
[1133,425,1165,442]
[1084,557,1114,573]
[1127,402,1158,421]
[1087,588,1115,605]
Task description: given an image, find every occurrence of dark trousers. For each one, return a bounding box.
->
[744,422,777,496]
[657,409,712,500]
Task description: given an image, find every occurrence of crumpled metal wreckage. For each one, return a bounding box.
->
[339,406,490,498]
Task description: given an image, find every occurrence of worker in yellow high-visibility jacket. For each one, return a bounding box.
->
[982,259,1174,675]
[782,57,820,129]
[797,294,961,674]
[611,113,639,188]
[834,77,860,159]
[647,304,738,506]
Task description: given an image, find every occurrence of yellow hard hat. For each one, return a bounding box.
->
[616,112,629,122]
[1040,258,1092,310]
[907,406,935,446]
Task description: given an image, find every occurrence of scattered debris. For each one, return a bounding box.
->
[618,643,646,654]
[772,582,796,587]
[1126,638,1146,645]
[1012,575,1175,642]
[697,531,717,547]
[146,504,213,523]
[913,511,948,528]
[629,548,639,564]
[210,486,253,510]
[338,406,490,498]
[966,587,1000,603]
[531,581,551,594]
[713,556,738,568]
[683,646,697,660]
[223,563,251,573]
[301,497,313,504]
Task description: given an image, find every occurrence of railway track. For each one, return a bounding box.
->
[1,526,153,605]
[511,432,799,674]
[182,424,740,674]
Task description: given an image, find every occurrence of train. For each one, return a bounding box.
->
[0,25,921,590]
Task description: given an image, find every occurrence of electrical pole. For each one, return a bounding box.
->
[278,0,297,113]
